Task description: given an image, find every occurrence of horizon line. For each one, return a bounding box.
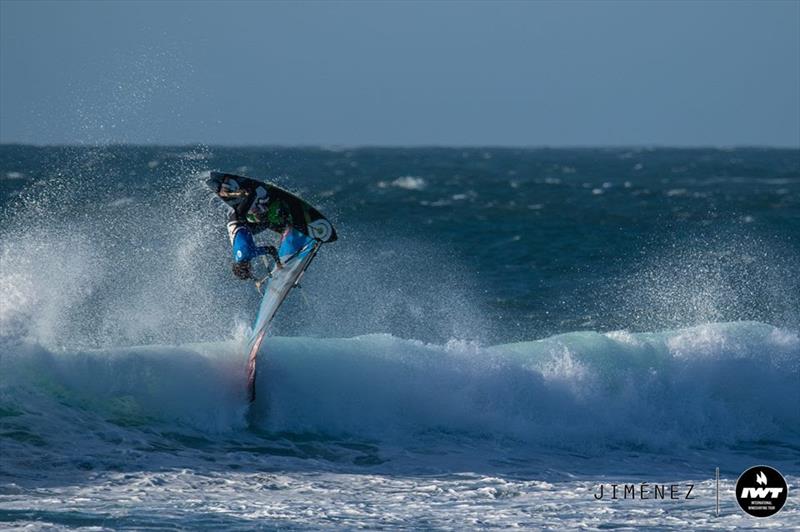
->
[1,142,798,151]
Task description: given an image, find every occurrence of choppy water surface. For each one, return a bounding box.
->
[1,146,798,529]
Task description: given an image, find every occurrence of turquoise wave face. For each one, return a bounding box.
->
[2,322,798,460]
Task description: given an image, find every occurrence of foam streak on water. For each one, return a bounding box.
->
[6,472,795,530]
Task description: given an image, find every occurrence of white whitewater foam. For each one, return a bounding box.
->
[2,322,797,455]
[2,318,798,529]
[378,176,427,190]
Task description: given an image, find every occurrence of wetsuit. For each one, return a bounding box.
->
[226,185,279,266]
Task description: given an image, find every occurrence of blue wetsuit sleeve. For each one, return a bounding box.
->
[232,227,259,262]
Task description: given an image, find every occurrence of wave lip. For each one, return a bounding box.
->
[254,321,800,450]
[1,321,798,457]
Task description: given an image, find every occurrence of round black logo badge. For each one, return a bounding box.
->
[735,465,788,518]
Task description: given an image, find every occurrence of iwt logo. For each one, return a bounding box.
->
[735,466,788,518]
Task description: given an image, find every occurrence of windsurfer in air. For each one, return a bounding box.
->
[217,179,285,280]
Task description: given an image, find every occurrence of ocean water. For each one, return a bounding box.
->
[1,145,798,529]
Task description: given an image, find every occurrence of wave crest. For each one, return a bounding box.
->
[2,321,797,455]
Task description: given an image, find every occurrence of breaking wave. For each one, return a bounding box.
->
[2,321,798,463]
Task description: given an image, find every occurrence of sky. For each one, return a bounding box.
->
[1,0,798,147]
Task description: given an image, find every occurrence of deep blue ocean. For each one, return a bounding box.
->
[1,145,798,529]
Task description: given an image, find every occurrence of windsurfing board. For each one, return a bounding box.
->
[207,171,337,242]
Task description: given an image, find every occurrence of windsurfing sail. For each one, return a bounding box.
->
[246,227,320,402]
[206,171,336,403]
[207,172,337,243]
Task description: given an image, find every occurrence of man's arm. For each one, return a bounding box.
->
[257,245,280,263]
[218,179,258,220]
